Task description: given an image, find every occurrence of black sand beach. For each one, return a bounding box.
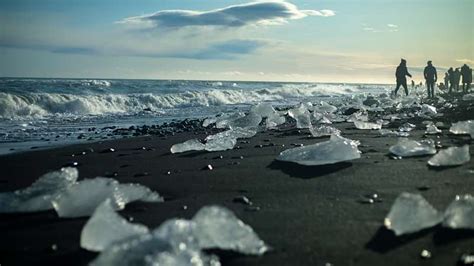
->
[1,95,474,266]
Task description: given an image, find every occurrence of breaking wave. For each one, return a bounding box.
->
[0,82,386,119]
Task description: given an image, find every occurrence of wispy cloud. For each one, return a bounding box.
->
[118,1,335,29]
[362,23,399,33]
[456,58,474,65]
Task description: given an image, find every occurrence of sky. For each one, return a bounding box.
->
[0,0,473,84]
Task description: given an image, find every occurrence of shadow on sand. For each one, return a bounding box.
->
[365,226,433,253]
[267,160,352,178]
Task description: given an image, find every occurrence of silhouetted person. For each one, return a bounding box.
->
[448,67,455,93]
[454,68,461,91]
[394,59,412,96]
[424,61,437,98]
[461,64,472,93]
[411,80,415,89]
[444,72,449,91]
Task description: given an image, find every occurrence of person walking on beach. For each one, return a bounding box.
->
[424,61,437,98]
[454,68,461,91]
[461,64,472,93]
[444,72,449,91]
[393,59,412,97]
[448,67,455,93]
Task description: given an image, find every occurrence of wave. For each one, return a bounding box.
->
[0,83,386,119]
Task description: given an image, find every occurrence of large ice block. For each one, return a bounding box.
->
[288,105,311,129]
[389,138,436,157]
[450,120,474,138]
[80,199,149,252]
[427,145,470,167]
[192,205,269,255]
[384,193,443,236]
[442,194,474,230]
[227,112,262,130]
[0,167,78,213]
[276,134,361,166]
[171,139,205,154]
[53,177,163,218]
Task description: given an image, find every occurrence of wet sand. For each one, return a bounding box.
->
[1,95,474,266]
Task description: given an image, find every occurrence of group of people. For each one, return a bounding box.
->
[393,58,472,98]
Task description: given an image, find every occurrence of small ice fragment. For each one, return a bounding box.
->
[266,112,286,128]
[347,111,368,122]
[462,93,474,101]
[313,112,332,124]
[384,192,442,236]
[250,103,276,117]
[399,123,416,132]
[80,199,149,252]
[379,129,409,137]
[427,145,470,167]
[442,194,474,230]
[450,120,474,138]
[193,205,269,255]
[205,137,236,152]
[389,139,436,157]
[53,178,162,218]
[0,167,78,213]
[421,104,437,115]
[354,120,382,130]
[171,139,205,154]
[215,112,245,129]
[313,101,337,113]
[425,123,442,134]
[288,105,311,129]
[309,124,341,137]
[420,249,432,259]
[276,135,361,166]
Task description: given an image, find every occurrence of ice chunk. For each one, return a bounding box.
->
[206,127,256,141]
[215,112,245,129]
[250,103,276,117]
[171,139,205,154]
[288,105,311,129]
[309,124,341,137]
[81,199,149,252]
[53,178,163,218]
[384,193,443,236]
[379,129,410,137]
[354,120,382,130]
[313,101,337,113]
[450,120,474,138]
[389,138,436,157]
[227,112,262,129]
[347,111,368,122]
[193,205,269,255]
[266,112,286,129]
[462,93,474,101]
[399,123,416,132]
[421,104,437,115]
[205,137,237,152]
[0,167,78,213]
[443,194,474,230]
[313,112,332,124]
[91,234,213,266]
[427,145,470,167]
[276,134,361,166]
[425,123,442,134]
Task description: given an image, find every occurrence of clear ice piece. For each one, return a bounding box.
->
[288,105,311,129]
[399,122,416,132]
[442,194,474,230]
[276,134,361,166]
[421,104,437,115]
[80,199,149,252]
[250,103,276,117]
[192,205,269,255]
[227,112,262,130]
[0,167,78,213]
[53,178,162,218]
[313,101,337,113]
[389,138,436,157]
[462,93,474,101]
[215,112,245,129]
[427,145,470,167]
[379,129,410,137]
[450,120,474,138]
[171,139,205,154]
[384,192,443,236]
[425,123,442,134]
[266,112,286,129]
[309,123,341,137]
[353,120,382,130]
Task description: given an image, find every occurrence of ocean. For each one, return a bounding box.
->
[0,78,391,154]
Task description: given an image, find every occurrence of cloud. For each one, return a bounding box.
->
[118,1,335,29]
[387,24,398,28]
[456,58,474,65]
[363,23,399,33]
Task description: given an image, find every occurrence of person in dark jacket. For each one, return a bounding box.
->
[461,64,472,93]
[454,68,461,91]
[393,59,412,96]
[423,61,437,98]
[448,67,455,93]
